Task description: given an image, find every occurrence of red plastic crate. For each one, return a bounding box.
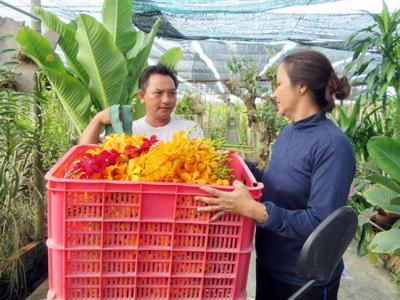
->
[45,145,263,299]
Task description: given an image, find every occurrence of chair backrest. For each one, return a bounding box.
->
[296,206,357,285]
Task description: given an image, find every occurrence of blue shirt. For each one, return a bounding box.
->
[247,111,355,286]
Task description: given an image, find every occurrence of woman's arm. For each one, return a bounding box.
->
[196,140,355,241]
[245,160,264,182]
[255,142,355,240]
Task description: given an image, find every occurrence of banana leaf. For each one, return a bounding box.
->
[159,47,183,70]
[363,184,400,214]
[17,27,92,132]
[366,175,400,194]
[16,27,65,73]
[126,19,160,105]
[369,228,400,254]
[367,136,400,181]
[75,14,128,110]
[36,7,89,84]
[102,0,136,56]
[43,67,92,133]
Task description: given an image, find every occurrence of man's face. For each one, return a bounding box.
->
[139,74,177,123]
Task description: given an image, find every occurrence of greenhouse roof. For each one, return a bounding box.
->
[1,0,400,96]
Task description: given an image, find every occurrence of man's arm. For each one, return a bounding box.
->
[79,108,111,144]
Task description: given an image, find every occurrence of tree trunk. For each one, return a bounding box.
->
[193,85,203,127]
[31,0,45,241]
[32,90,44,241]
[226,98,240,145]
[395,91,400,139]
[246,123,258,161]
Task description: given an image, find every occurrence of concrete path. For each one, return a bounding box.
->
[246,240,400,299]
[26,240,399,300]
[339,240,399,300]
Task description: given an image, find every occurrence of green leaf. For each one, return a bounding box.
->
[126,19,160,104]
[367,250,379,265]
[368,136,400,181]
[42,67,92,133]
[355,62,369,77]
[386,63,396,83]
[336,105,349,129]
[355,45,368,72]
[337,106,349,127]
[393,219,400,229]
[358,207,377,226]
[102,0,136,55]
[16,26,65,73]
[0,161,9,199]
[133,97,146,120]
[366,70,379,92]
[75,14,128,110]
[346,97,361,133]
[10,164,19,198]
[378,82,389,98]
[382,1,390,33]
[390,196,400,206]
[363,184,400,214]
[159,47,183,70]
[366,175,400,193]
[369,228,400,253]
[352,41,366,62]
[15,119,35,132]
[357,223,373,256]
[347,29,365,47]
[126,31,145,59]
[36,7,89,84]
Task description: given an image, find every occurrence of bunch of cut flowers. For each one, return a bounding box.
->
[65,132,233,185]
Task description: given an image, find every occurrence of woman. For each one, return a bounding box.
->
[195,50,355,300]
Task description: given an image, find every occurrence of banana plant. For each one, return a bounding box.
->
[363,136,400,254]
[16,0,182,133]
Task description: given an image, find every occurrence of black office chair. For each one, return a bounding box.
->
[288,206,358,300]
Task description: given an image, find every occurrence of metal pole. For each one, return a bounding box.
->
[0,0,40,21]
[30,0,41,32]
[287,279,316,300]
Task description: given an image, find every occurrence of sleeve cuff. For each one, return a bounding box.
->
[256,201,282,230]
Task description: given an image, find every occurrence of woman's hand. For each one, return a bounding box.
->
[195,180,265,221]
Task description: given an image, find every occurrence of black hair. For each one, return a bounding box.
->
[138,63,179,91]
[282,50,351,112]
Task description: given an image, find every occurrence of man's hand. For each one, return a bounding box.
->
[93,108,111,125]
[79,108,111,144]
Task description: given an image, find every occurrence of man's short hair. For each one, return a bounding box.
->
[138,64,179,91]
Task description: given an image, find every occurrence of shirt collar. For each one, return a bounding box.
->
[293,111,326,129]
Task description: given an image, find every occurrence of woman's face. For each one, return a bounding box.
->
[273,63,299,119]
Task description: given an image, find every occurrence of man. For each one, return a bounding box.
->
[79,64,203,144]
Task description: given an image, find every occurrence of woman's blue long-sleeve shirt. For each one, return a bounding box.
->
[247,111,355,286]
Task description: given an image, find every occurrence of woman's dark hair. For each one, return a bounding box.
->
[138,63,179,91]
[282,50,351,112]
